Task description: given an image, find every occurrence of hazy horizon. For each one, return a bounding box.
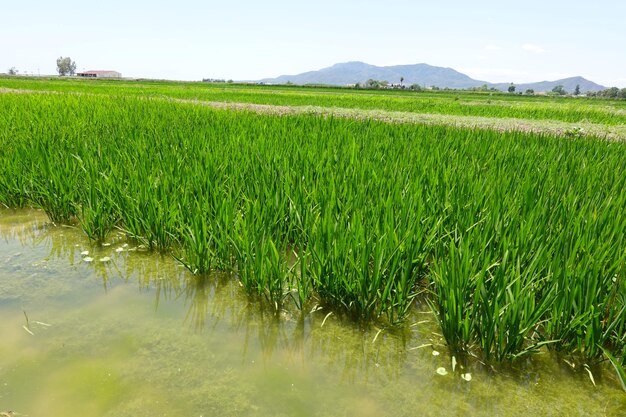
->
[2,0,625,87]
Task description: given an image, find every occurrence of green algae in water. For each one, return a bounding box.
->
[0,209,625,417]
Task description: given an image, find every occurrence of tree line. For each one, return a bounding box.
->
[351,79,626,99]
[587,87,626,99]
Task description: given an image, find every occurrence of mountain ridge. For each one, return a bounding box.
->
[259,62,606,93]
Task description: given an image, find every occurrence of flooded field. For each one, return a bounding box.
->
[0,209,624,416]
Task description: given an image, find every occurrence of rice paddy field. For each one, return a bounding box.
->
[1,76,625,415]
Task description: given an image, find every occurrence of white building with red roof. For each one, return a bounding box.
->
[77,70,121,78]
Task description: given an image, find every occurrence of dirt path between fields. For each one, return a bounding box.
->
[175,99,626,141]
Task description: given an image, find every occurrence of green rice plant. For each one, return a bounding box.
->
[542,168,626,361]
[601,347,626,392]
[289,246,311,311]
[471,245,556,361]
[3,76,626,126]
[429,234,475,354]
[377,215,439,324]
[73,154,120,241]
[231,201,290,309]
[0,136,30,208]
[175,203,218,274]
[29,145,80,224]
[2,88,626,374]
[78,186,119,242]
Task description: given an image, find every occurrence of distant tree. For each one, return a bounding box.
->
[508,83,516,93]
[619,88,626,99]
[552,85,566,95]
[574,84,581,96]
[227,79,234,83]
[354,82,361,89]
[400,76,404,86]
[431,85,440,90]
[409,83,422,91]
[8,67,18,75]
[525,89,535,95]
[597,87,620,98]
[365,79,388,89]
[56,56,76,76]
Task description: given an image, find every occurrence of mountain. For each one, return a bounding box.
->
[258,62,606,92]
[492,77,605,94]
[260,61,489,89]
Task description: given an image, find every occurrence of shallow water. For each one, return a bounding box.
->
[0,209,624,416]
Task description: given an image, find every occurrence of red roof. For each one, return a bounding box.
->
[78,70,119,74]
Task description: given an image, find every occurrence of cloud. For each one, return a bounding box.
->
[521,43,549,54]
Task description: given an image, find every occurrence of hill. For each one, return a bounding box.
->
[493,77,605,94]
[259,62,606,92]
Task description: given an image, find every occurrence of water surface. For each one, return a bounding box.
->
[0,209,624,416]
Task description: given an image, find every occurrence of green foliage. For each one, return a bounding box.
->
[1,85,626,372]
[365,79,388,89]
[601,347,626,392]
[594,87,626,99]
[2,77,626,126]
[472,84,500,92]
[56,56,76,76]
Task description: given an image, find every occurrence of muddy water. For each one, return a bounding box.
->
[0,209,624,416]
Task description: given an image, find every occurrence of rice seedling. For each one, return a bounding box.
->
[1,84,625,376]
[601,347,626,392]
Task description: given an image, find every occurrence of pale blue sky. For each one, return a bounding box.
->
[2,0,625,86]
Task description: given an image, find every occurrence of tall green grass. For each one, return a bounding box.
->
[2,76,626,126]
[1,92,625,375]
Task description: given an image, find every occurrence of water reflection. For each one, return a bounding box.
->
[181,274,228,331]
[0,208,415,382]
[0,209,52,248]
